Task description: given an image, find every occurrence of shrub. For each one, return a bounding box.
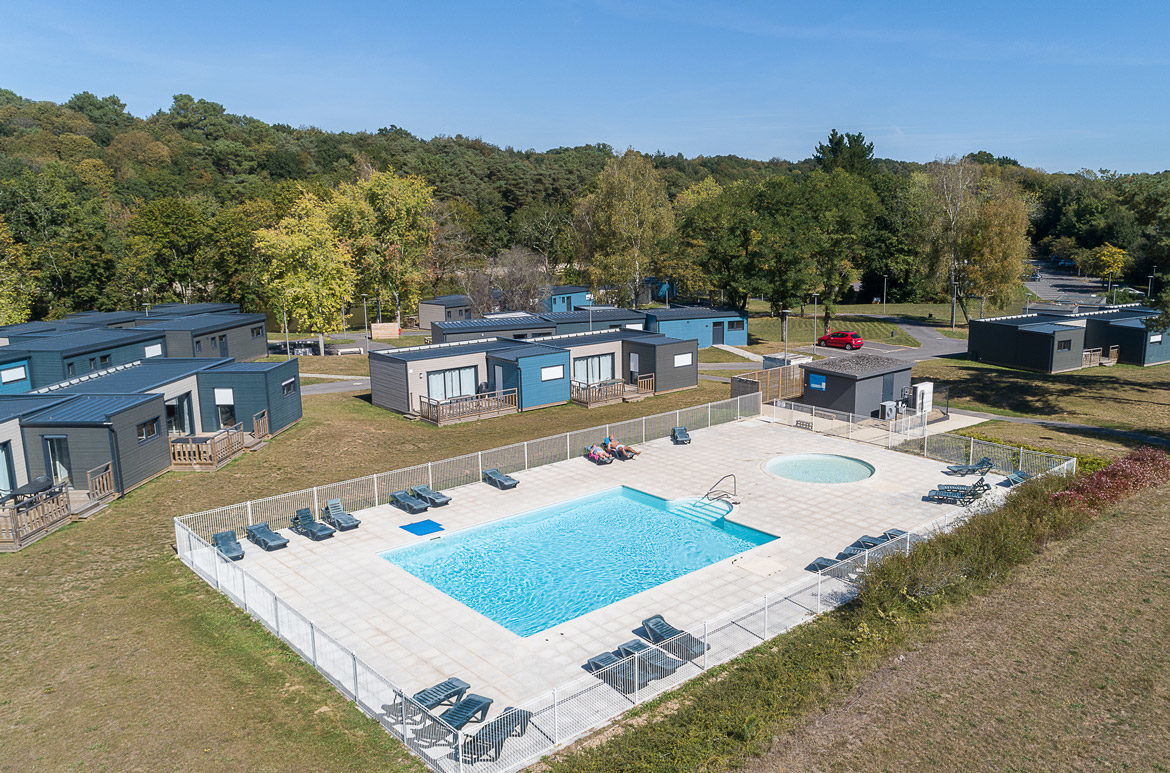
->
[1052,446,1170,509]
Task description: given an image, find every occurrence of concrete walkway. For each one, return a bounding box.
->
[713,343,762,362]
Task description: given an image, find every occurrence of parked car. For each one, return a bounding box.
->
[1026,270,1041,280]
[817,330,864,350]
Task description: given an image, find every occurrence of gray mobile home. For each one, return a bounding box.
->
[431,314,555,344]
[195,360,302,434]
[19,329,169,387]
[0,395,68,495]
[62,311,146,328]
[418,295,475,333]
[370,339,518,414]
[138,313,268,361]
[799,354,912,417]
[541,308,646,335]
[145,302,241,317]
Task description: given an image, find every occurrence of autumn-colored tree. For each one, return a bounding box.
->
[1076,242,1130,281]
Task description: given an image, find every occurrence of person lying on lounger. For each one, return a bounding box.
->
[603,436,641,459]
[586,444,614,463]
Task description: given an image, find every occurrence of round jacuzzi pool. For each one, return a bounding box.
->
[765,453,875,483]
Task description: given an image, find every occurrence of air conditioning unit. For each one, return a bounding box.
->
[880,400,899,421]
[912,382,934,414]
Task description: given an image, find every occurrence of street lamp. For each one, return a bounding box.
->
[882,274,888,316]
[361,293,369,349]
[951,282,958,331]
[811,292,820,342]
[1149,274,1156,301]
[781,309,791,364]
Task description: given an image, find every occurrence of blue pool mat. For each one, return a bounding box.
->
[401,519,443,536]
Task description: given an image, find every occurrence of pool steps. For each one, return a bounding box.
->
[668,498,733,526]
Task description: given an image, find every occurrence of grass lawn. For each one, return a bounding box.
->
[374,335,429,348]
[746,315,918,353]
[260,354,371,377]
[0,382,729,770]
[698,347,753,363]
[938,327,969,339]
[912,357,1170,440]
[742,484,1170,772]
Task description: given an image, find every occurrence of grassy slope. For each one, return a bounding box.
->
[260,354,372,376]
[697,348,752,363]
[0,382,727,770]
[747,484,1170,772]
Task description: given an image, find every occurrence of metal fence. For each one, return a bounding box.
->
[178,394,763,542]
[173,393,1077,773]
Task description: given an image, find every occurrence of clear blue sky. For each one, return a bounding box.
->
[3,1,1168,172]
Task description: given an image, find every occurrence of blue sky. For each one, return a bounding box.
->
[3,1,1168,172]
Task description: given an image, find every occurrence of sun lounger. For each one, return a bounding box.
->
[245,522,288,551]
[641,615,708,661]
[291,507,335,541]
[926,477,988,504]
[321,498,360,531]
[390,489,429,514]
[945,456,994,476]
[855,534,890,549]
[381,677,470,721]
[585,444,614,464]
[413,693,493,747]
[212,530,244,561]
[883,528,908,540]
[458,707,533,764]
[585,651,652,694]
[410,485,451,507]
[806,556,838,572]
[482,468,518,490]
[837,545,867,559]
[671,426,692,445]
[1005,470,1032,486]
[617,639,686,678]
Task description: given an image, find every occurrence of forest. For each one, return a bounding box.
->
[1,88,1168,333]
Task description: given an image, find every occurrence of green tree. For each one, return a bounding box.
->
[1076,242,1130,280]
[813,130,875,176]
[0,218,35,324]
[256,192,356,353]
[206,199,279,310]
[126,197,210,302]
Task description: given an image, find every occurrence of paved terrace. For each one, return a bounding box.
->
[241,418,1001,714]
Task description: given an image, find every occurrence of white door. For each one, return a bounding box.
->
[628,352,639,383]
[494,365,504,393]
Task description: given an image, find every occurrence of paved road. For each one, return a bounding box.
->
[301,374,371,396]
[792,317,967,365]
[1024,266,1106,305]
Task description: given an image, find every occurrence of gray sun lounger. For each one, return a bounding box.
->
[945,456,994,476]
[482,468,518,490]
[641,615,709,661]
[410,485,451,507]
[390,490,429,514]
[291,507,335,541]
[806,556,838,572]
[245,522,288,551]
[212,530,244,561]
[617,638,686,678]
[413,694,493,746]
[382,677,469,721]
[671,426,692,444]
[883,528,908,540]
[321,498,360,531]
[1005,470,1032,486]
[586,651,652,694]
[458,707,533,764]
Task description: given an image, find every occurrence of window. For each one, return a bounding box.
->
[673,352,694,368]
[572,353,614,384]
[1056,339,1072,351]
[99,355,111,367]
[282,377,297,396]
[195,340,202,353]
[65,362,75,377]
[540,364,564,382]
[427,366,477,401]
[144,344,163,358]
[88,358,97,371]
[728,320,745,331]
[209,337,218,349]
[1151,334,1163,344]
[214,388,234,405]
[0,365,26,384]
[136,417,160,443]
[251,326,264,339]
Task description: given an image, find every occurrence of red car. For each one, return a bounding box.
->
[817,330,864,350]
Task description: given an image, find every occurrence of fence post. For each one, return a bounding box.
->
[241,572,248,611]
[566,433,570,460]
[641,417,646,444]
[524,443,529,470]
[887,421,893,448]
[372,475,379,506]
[904,533,911,557]
[273,594,280,636]
[312,487,319,515]
[676,410,681,428]
[817,572,822,614]
[399,692,407,740]
[310,622,318,665]
[246,500,253,526]
[351,653,359,702]
[212,553,220,590]
[763,593,768,639]
[477,452,482,480]
[634,653,640,703]
[702,622,708,670]
[553,687,560,743]
[708,403,712,427]
[969,436,975,464]
[428,463,433,489]
[457,729,464,773]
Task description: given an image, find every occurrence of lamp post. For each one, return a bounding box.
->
[811,292,820,343]
[882,274,888,316]
[360,294,369,349]
[1149,274,1156,301]
[1107,271,1116,305]
[781,309,791,364]
[951,282,958,331]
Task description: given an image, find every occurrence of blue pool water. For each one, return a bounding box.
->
[766,453,875,483]
[382,487,776,636]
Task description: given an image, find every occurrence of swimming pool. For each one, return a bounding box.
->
[383,487,776,636]
[766,453,875,483]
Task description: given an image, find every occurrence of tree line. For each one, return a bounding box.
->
[1,89,1169,335]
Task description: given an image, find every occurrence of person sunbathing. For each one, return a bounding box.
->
[586,444,614,463]
[603,436,641,458]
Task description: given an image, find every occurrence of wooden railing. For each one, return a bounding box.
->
[170,423,246,470]
[570,379,625,407]
[730,364,804,402]
[418,389,519,425]
[252,410,270,440]
[0,484,71,552]
[635,373,655,394]
[85,463,117,501]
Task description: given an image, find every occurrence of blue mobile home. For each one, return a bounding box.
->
[643,307,748,348]
[544,285,592,313]
[0,349,32,395]
[485,344,571,410]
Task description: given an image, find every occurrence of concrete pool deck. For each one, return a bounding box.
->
[240,417,1001,713]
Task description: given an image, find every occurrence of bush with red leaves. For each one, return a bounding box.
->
[1052,446,1170,510]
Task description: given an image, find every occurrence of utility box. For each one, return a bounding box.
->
[912,381,934,414]
[880,400,899,420]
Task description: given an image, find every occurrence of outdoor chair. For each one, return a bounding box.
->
[945,456,994,476]
[390,490,429,514]
[458,707,533,764]
[244,522,288,551]
[883,528,908,540]
[641,615,709,661]
[482,468,519,490]
[806,556,838,572]
[410,485,451,507]
[413,694,493,747]
[321,498,360,531]
[585,651,652,694]
[671,426,692,445]
[1005,470,1032,486]
[211,530,244,561]
[837,545,867,559]
[617,638,686,678]
[291,507,335,541]
[926,477,988,504]
[855,534,890,549]
[381,677,470,722]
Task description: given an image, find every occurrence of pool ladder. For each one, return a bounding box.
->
[701,474,739,505]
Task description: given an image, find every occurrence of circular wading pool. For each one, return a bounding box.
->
[766,453,875,483]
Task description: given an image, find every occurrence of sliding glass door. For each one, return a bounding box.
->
[426,366,477,401]
[0,441,14,496]
[572,353,615,384]
[43,436,71,485]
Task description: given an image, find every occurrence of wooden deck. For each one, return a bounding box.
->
[418,389,519,425]
[570,375,656,408]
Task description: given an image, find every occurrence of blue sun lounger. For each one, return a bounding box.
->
[413,694,493,746]
[458,707,534,764]
[212,530,244,561]
[883,528,908,540]
[390,489,429,514]
[641,615,708,661]
[381,677,470,720]
[585,651,652,694]
[855,534,890,550]
[482,468,518,490]
[671,426,692,445]
[245,522,288,551]
[945,456,994,476]
[410,485,451,507]
[617,639,686,678]
[1005,470,1032,486]
[321,498,360,531]
[806,556,838,572]
[291,507,335,541]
